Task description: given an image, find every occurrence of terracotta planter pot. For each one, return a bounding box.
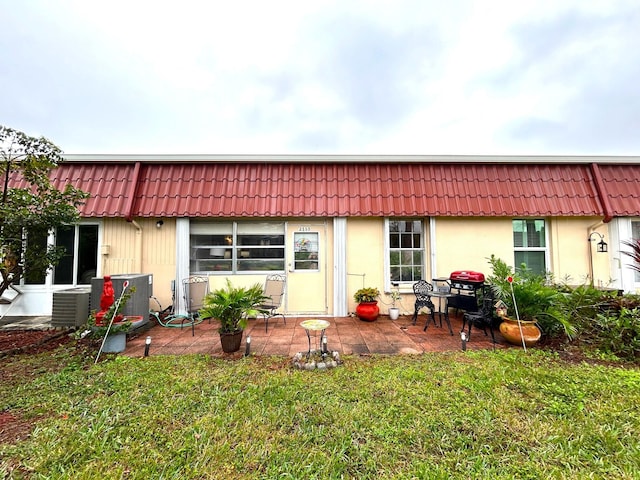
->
[356,301,379,322]
[220,330,244,353]
[499,317,542,347]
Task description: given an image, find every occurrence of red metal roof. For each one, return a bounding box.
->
[12,160,639,218]
[598,164,640,216]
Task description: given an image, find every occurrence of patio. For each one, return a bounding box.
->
[124,312,509,357]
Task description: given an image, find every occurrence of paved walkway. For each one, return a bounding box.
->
[124,313,508,358]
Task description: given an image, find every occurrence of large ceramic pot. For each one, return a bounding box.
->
[356,301,379,322]
[220,330,244,353]
[499,317,542,347]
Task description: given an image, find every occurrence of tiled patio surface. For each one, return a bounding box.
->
[125,312,510,358]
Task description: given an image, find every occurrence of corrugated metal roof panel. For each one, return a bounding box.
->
[8,160,614,218]
[598,165,640,216]
[132,162,603,217]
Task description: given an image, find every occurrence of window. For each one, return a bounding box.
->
[513,219,547,275]
[23,224,98,285]
[190,221,285,273]
[293,232,319,270]
[54,224,99,284]
[388,219,423,283]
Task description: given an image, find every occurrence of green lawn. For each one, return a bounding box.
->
[1,348,639,479]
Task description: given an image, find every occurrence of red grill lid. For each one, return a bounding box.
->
[449,271,485,283]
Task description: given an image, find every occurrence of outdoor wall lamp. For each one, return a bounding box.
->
[589,232,608,253]
[156,220,164,229]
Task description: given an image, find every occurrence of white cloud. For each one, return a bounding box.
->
[1,0,639,154]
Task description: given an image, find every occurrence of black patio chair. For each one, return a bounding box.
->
[411,280,436,327]
[461,284,497,343]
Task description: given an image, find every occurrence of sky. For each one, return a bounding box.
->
[1,0,639,156]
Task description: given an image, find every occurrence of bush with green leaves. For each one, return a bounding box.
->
[199,279,268,334]
[592,307,640,360]
[486,255,575,338]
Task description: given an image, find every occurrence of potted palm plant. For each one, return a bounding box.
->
[354,287,380,321]
[199,279,268,353]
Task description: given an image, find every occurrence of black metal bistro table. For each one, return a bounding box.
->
[424,291,454,335]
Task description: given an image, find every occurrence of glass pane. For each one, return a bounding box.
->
[24,229,48,285]
[294,232,319,270]
[400,233,413,248]
[389,221,400,233]
[514,251,546,275]
[237,222,285,234]
[238,259,285,271]
[77,225,98,284]
[237,234,284,246]
[389,251,400,265]
[401,251,413,265]
[390,266,400,282]
[413,266,423,280]
[54,226,75,284]
[513,219,545,248]
[400,266,413,281]
[389,233,400,249]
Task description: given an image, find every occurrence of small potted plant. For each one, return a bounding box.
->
[88,278,136,354]
[388,289,401,320]
[199,279,268,353]
[354,287,380,321]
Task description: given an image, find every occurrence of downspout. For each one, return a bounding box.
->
[124,162,143,273]
[590,163,614,224]
[587,163,614,286]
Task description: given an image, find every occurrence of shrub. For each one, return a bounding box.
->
[486,255,575,339]
[592,307,640,360]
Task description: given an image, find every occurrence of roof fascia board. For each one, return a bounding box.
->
[62,154,640,164]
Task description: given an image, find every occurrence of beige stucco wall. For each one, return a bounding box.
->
[98,215,614,318]
[432,217,513,278]
[434,216,610,286]
[549,218,610,286]
[346,218,385,314]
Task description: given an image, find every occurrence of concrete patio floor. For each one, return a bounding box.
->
[125,312,510,358]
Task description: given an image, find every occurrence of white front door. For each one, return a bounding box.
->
[286,222,328,314]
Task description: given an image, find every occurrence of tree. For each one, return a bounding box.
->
[0,125,89,299]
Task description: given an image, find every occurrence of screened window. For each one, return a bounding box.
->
[513,219,547,275]
[388,219,423,283]
[190,221,285,273]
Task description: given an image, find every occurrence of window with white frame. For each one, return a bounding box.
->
[190,221,285,273]
[513,219,547,275]
[387,219,424,283]
[23,224,99,285]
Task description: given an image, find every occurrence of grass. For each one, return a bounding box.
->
[1,347,640,479]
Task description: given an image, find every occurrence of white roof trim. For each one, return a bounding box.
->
[62,153,640,164]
